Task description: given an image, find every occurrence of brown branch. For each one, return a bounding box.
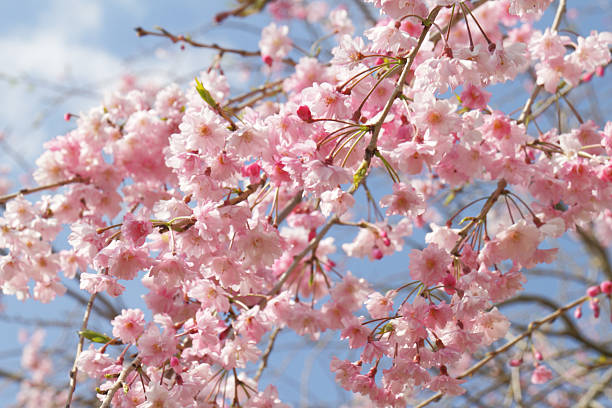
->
[450,179,507,256]
[349,6,442,194]
[0,176,85,205]
[575,225,612,281]
[429,0,490,44]
[254,327,281,382]
[498,294,612,357]
[275,190,303,227]
[134,26,295,66]
[65,292,97,408]
[223,176,268,207]
[350,0,377,26]
[98,357,142,408]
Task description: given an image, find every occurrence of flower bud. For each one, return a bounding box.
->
[509,358,523,367]
[587,285,601,297]
[372,246,383,260]
[297,105,313,122]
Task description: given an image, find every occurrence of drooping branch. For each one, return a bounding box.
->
[415,294,590,407]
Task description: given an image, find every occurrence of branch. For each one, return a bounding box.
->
[65,293,97,408]
[264,216,339,300]
[498,294,612,357]
[0,176,85,205]
[350,6,442,194]
[350,0,377,26]
[450,179,507,256]
[576,367,612,408]
[98,357,142,408]
[275,190,303,227]
[134,26,295,66]
[415,294,589,408]
[254,327,281,382]
[575,225,612,281]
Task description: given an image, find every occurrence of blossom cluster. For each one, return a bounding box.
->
[2,0,611,407]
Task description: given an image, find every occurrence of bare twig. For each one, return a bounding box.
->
[135,26,295,66]
[66,293,97,408]
[254,327,281,382]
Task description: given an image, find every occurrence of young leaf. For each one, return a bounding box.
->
[194,77,218,109]
[79,329,112,344]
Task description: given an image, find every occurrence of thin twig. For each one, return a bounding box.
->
[254,327,281,382]
[65,293,97,408]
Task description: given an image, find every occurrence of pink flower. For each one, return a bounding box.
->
[380,182,425,218]
[340,316,370,349]
[365,291,394,319]
[460,84,491,110]
[245,385,289,408]
[137,324,177,367]
[531,364,553,384]
[259,23,292,62]
[112,309,145,344]
[75,345,115,379]
[409,244,450,287]
[121,213,152,247]
[483,220,542,268]
[427,374,466,396]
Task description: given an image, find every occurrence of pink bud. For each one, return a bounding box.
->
[262,55,273,66]
[590,298,600,318]
[308,228,317,242]
[574,306,582,319]
[581,71,594,82]
[509,358,523,367]
[600,281,612,295]
[170,356,180,369]
[534,350,543,361]
[596,65,605,77]
[587,285,601,297]
[297,105,313,122]
[442,273,456,295]
[64,113,72,121]
[241,162,261,179]
[372,246,383,260]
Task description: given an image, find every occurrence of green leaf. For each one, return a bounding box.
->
[194,77,218,109]
[379,322,394,334]
[79,329,112,344]
[444,191,456,206]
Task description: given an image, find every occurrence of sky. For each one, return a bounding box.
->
[0,0,611,407]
